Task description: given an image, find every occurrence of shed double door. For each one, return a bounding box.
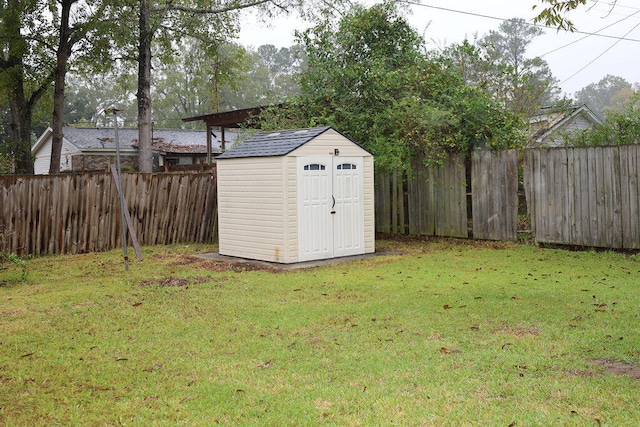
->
[297,156,364,262]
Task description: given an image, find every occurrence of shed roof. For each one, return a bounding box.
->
[217,126,335,159]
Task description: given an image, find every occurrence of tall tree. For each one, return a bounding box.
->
[260,2,525,171]
[0,0,55,174]
[574,75,633,119]
[49,0,109,173]
[152,39,248,127]
[476,18,559,116]
[129,0,339,172]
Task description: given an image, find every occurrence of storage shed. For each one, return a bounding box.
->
[216,126,375,263]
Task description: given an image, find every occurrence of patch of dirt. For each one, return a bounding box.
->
[161,254,281,273]
[139,276,212,287]
[589,359,640,381]
[500,326,541,337]
[197,260,281,273]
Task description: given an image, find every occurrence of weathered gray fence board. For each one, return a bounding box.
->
[378,153,467,238]
[0,172,218,256]
[524,145,640,249]
[406,154,467,238]
[374,172,392,233]
[471,150,518,241]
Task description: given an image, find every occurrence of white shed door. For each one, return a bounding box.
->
[297,156,364,262]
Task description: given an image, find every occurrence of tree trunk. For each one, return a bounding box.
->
[9,99,34,175]
[137,0,153,173]
[2,0,33,174]
[50,0,72,174]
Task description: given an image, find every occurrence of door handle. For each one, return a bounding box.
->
[331,195,336,214]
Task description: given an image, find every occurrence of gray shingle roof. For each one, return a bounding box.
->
[61,127,237,153]
[216,126,333,159]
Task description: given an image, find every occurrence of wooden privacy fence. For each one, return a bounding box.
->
[375,153,467,238]
[0,171,218,256]
[375,150,519,241]
[524,145,640,249]
[472,150,518,241]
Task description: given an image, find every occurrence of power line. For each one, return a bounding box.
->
[540,7,640,57]
[560,17,640,86]
[400,1,640,43]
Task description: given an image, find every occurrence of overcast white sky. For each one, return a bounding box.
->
[237,0,640,96]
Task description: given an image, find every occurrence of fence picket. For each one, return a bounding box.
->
[0,172,218,256]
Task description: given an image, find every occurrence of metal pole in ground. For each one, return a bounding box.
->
[105,107,128,271]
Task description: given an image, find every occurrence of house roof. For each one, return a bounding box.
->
[216,126,335,159]
[33,127,238,155]
[528,104,602,144]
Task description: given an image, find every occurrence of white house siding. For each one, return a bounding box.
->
[33,137,77,174]
[217,156,290,263]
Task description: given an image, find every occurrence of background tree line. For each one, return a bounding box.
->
[1,0,638,174]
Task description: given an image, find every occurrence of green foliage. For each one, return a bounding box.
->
[474,18,559,116]
[0,227,28,281]
[573,74,633,120]
[533,0,589,31]
[563,92,640,146]
[260,2,525,172]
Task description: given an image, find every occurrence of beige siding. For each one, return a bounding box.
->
[217,157,290,262]
[284,156,300,262]
[363,156,375,253]
[218,129,375,263]
[291,128,371,157]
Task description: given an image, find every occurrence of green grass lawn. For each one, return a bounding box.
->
[1,238,640,426]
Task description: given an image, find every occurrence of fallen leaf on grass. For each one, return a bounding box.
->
[256,360,271,369]
[20,352,35,358]
[132,302,142,307]
[440,347,461,354]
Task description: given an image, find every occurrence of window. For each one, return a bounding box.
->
[304,164,325,171]
[337,163,357,170]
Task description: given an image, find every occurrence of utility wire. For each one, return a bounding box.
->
[540,7,640,57]
[399,1,640,43]
[560,18,640,86]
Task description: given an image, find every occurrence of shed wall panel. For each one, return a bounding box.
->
[285,156,300,263]
[217,157,289,262]
[363,156,375,253]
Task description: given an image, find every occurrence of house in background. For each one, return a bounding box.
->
[32,127,238,174]
[528,104,602,147]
